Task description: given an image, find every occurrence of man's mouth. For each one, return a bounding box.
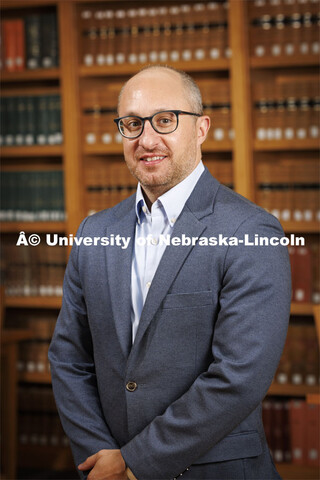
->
[140,155,167,164]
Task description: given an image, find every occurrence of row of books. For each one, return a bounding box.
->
[19,412,69,448]
[19,385,57,413]
[274,323,319,386]
[289,246,320,304]
[248,0,320,18]
[5,310,56,340]
[249,13,319,58]
[1,14,58,72]
[256,156,319,184]
[254,99,319,141]
[84,158,233,214]
[79,2,230,67]
[0,170,65,222]
[262,399,319,467]
[253,79,319,101]
[256,184,320,223]
[0,95,62,147]
[2,241,66,297]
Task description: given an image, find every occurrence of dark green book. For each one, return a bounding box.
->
[16,96,28,146]
[25,96,36,145]
[25,15,41,69]
[41,13,59,68]
[36,96,49,145]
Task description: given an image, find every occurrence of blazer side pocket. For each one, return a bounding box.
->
[162,291,213,309]
[193,431,262,464]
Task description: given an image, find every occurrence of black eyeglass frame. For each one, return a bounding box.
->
[113,110,201,139]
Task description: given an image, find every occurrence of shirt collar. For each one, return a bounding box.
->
[135,161,204,227]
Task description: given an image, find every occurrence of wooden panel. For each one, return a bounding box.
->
[229,0,254,200]
[58,2,83,235]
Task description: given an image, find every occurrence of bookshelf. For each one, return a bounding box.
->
[1,0,319,478]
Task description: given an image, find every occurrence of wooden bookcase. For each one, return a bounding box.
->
[1,1,319,479]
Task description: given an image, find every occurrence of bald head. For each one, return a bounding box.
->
[117,65,203,116]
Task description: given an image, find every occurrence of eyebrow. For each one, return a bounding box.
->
[122,108,174,117]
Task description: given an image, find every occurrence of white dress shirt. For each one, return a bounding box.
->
[131,161,205,342]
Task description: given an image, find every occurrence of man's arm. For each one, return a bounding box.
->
[120,212,291,479]
[48,219,119,478]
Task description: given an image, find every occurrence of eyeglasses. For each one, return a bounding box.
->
[113,110,201,139]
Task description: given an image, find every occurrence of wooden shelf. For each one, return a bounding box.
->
[254,139,319,151]
[1,145,64,157]
[268,383,320,397]
[1,329,34,345]
[275,463,319,480]
[281,221,320,234]
[5,296,62,309]
[1,221,66,233]
[1,0,59,8]
[291,302,316,316]
[79,58,230,77]
[19,371,52,384]
[0,68,60,82]
[203,140,233,152]
[250,55,319,69]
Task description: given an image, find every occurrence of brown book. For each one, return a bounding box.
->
[272,401,286,463]
[262,400,273,452]
[306,404,320,467]
[289,399,307,465]
[293,246,312,303]
[3,20,17,71]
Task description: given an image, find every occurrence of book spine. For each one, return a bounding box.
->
[40,13,59,68]
[3,20,16,71]
[25,14,41,69]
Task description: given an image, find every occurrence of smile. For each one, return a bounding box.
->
[140,155,167,163]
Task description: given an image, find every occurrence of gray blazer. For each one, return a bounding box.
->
[49,168,291,480]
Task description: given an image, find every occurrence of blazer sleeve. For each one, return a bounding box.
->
[121,211,292,479]
[48,218,119,477]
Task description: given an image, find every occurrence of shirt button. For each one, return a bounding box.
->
[146,281,151,288]
[126,381,137,392]
[171,217,176,224]
[142,206,147,213]
[151,237,158,245]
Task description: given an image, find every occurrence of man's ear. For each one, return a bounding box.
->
[197,116,211,146]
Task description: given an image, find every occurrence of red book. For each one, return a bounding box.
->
[306,404,320,467]
[289,399,307,465]
[3,20,17,71]
[293,246,312,303]
[14,19,25,71]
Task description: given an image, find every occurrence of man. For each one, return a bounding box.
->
[49,65,291,480]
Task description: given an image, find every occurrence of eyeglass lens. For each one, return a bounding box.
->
[119,111,178,137]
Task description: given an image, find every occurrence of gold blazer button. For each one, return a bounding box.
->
[126,381,137,392]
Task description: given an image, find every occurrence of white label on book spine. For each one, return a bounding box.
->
[84,54,94,66]
[297,128,306,139]
[271,209,280,219]
[214,128,224,141]
[5,134,14,145]
[159,51,168,62]
[210,48,220,59]
[300,42,309,54]
[274,128,282,140]
[37,134,46,145]
[281,209,290,221]
[105,54,114,65]
[149,51,158,62]
[276,372,288,383]
[170,51,179,61]
[292,372,303,384]
[139,53,147,63]
[116,53,125,64]
[102,133,111,144]
[25,134,34,145]
[310,125,319,138]
[285,43,294,55]
[284,127,294,140]
[271,44,281,56]
[128,54,138,64]
[293,210,303,221]
[96,54,105,65]
[182,50,192,61]
[255,46,265,57]
[195,49,205,60]
[225,48,232,58]
[15,134,24,145]
[303,209,312,221]
[86,133,96,144]
[257,128,267,141]
[312,42,320,54]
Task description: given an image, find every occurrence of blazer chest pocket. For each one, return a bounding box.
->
[162,291,212,310]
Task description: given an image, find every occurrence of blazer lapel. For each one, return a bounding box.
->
[106,202,136,359]
[131,169,221,355]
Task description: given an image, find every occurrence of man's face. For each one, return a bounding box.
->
[118,70,208,201]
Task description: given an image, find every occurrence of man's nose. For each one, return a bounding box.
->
[138,119,161,149]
